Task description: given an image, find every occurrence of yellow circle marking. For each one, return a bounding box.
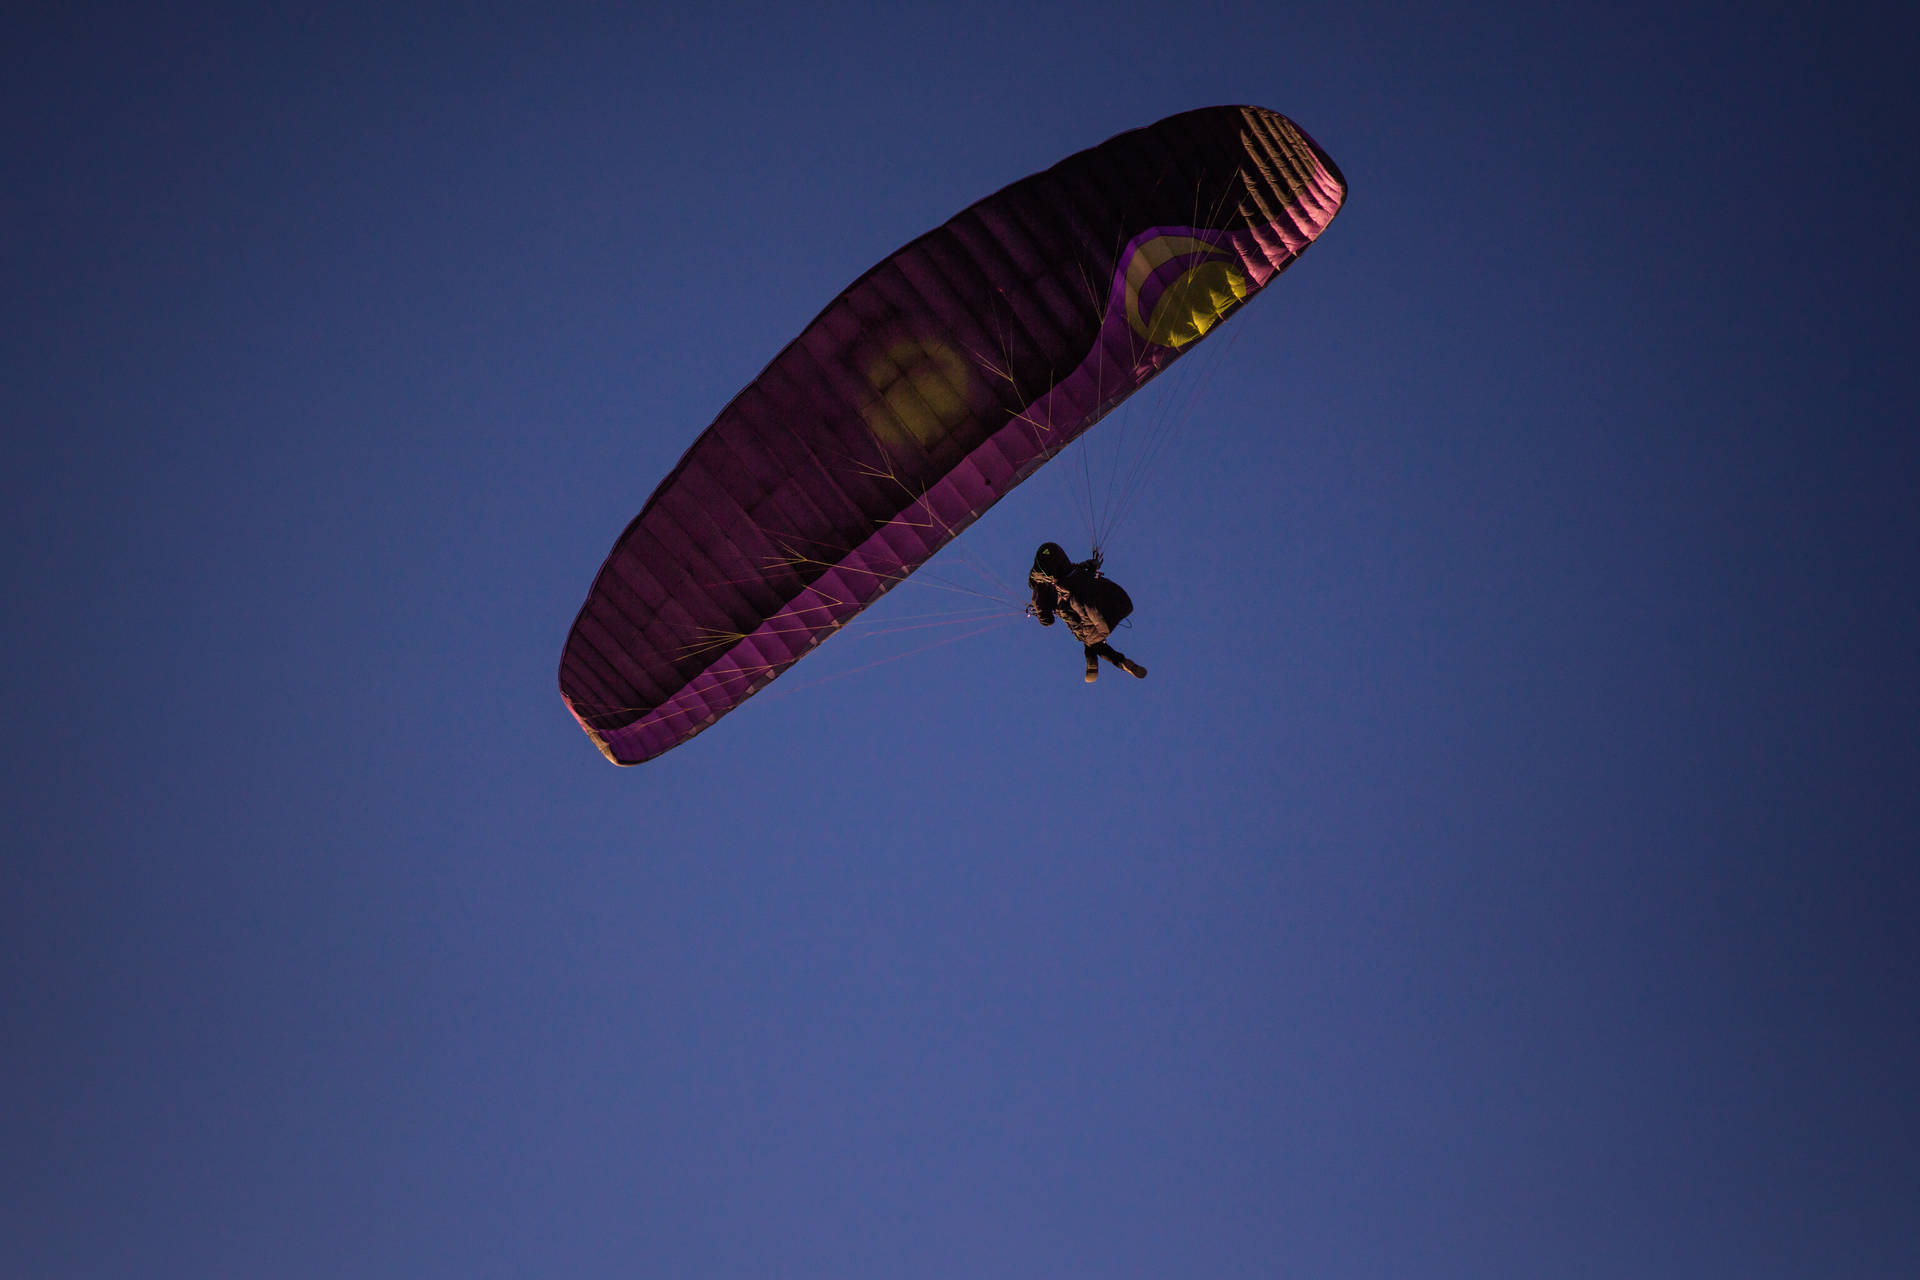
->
[861,338,971,451]
[1123,235,1250,348]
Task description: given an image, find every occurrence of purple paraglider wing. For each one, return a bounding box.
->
[560,105,1346,764]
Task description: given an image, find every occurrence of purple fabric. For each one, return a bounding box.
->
[560,106,1346,764]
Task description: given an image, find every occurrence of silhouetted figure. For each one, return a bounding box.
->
[1027,542,1148,683]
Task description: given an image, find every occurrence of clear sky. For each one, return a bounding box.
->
[6,2,1917,1276]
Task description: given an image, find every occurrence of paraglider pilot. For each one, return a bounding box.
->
[1027,542,1148,683]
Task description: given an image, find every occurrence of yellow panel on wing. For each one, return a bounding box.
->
[1123,235,1250,348]
[861,339,972,452]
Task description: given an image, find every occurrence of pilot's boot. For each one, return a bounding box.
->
[1089,641,1147,679]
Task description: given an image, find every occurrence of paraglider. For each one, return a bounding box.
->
[560,105,1346,764]
[1026,543,1146,683]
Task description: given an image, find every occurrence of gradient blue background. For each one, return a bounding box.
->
[7,2,1917,1276]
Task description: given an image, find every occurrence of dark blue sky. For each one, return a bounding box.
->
[7,2,1917,1276]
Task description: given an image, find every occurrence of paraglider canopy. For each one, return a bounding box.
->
[560,105,1346,764]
